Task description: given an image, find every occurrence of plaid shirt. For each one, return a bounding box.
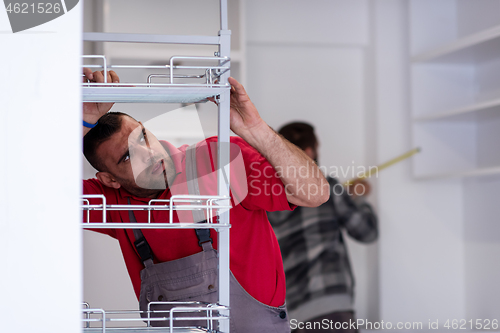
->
[267,177,378,316]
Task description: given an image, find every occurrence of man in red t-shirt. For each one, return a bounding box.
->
[82,69,329,332]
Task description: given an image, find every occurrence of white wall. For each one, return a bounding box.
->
[373,0,466,324]
[0,4,83,333]
[463,175,500,320]
[245,0,380,322]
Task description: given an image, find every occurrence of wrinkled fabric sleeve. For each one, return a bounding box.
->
[330,177,378,243]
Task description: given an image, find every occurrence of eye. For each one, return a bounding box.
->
[118,149,131,165]
[121,150,131,163]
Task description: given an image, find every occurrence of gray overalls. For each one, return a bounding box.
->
[128,146,291,332]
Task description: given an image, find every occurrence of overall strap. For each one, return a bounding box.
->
[128,198,154,268]
[185,144,213,251]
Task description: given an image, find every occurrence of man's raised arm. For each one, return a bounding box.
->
[227,77,329,207]
[82,68,120,136]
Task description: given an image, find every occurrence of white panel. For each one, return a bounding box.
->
[0,5,82,333]
[409,0,457,56]
[246,0,369,46]
[379,174,465,324]
[464,241,500,320]
[344,235,379,323]
[83,231,140,326]
[247,45,366,179]
[228,0,242,51]
[477,111,500,169]
[476,57,500,102]
[412,121,477,176]
[463,176,500,320]
[457,0,500,38]
[375,0,466,324]
[107,0,220,35]
[411,63,475,117]
[463,175,500,242]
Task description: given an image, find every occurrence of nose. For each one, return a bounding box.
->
[134,144,155,164]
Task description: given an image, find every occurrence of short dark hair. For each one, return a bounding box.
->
[278,122,317,150]
[83,112,135,172]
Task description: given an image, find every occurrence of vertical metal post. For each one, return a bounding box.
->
[220,0,228,31]
[217,89,231,333]
[218,1,231,332]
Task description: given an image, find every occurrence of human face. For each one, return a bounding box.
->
[96,116,176,198]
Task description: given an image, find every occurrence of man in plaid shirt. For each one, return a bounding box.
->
[268,122,378,333]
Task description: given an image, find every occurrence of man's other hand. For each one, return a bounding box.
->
[347,179,371,199]
[228,77,267,137]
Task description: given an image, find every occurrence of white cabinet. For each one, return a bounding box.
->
[409,0,500,179]
[407,0,500,322]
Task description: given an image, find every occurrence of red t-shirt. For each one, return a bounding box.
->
[83,136,294,307]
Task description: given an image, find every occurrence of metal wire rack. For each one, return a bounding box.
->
[82,54,231,103]
[82,301,229,333]
[81,194,232,229]
[82,1,232,331]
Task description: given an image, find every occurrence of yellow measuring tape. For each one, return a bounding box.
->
[344,147,421,186]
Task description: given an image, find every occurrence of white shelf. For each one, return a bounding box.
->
[412,24,500,63]
[82,302,229,333]
[83,86,229,103]
[84,328,210,333]
[410,1,500,181]
[82,54,230,103]
[82,223,230,230]
[415,166,500,181]
[82,195,231,226]
[414,98,500,122]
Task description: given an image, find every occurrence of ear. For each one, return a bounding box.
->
[96,172,122,189]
